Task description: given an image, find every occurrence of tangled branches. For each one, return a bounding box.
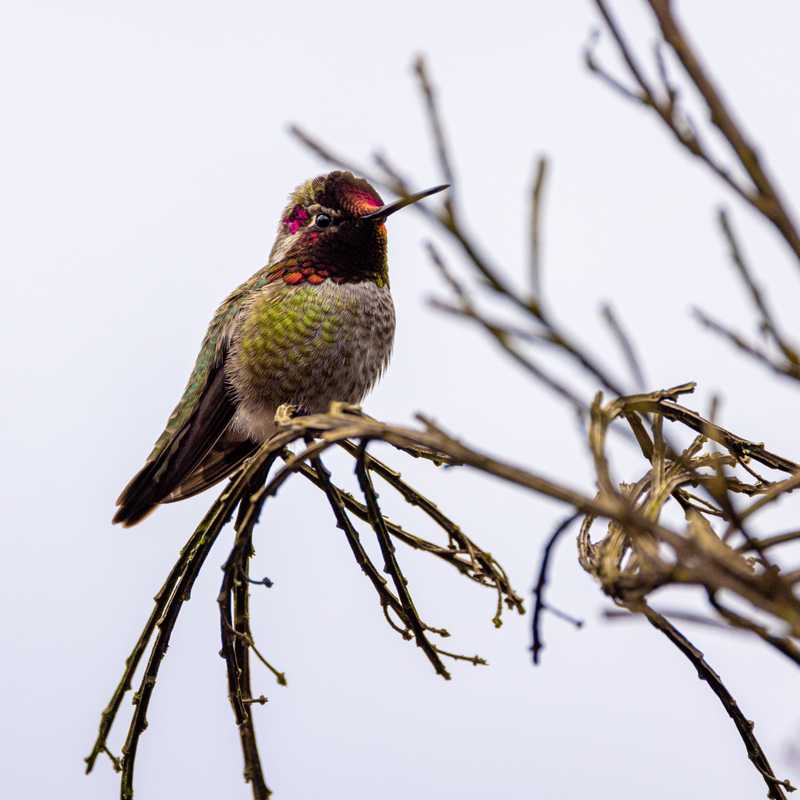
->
[576,382,800,799]
[89,386,800,797]
[85,405,524,798]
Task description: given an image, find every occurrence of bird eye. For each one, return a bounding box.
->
[315,213,332,229]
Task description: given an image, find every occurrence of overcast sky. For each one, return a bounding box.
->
[3,2,800,798]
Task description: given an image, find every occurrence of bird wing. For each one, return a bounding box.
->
[162,436,259,504]
[112,362,235,526]
[113,274,271,527]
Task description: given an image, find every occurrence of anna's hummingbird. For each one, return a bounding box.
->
[113,171,447,526]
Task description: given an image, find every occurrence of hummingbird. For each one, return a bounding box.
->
[113,171,448,526]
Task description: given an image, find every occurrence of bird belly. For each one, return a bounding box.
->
[230,281,395,442]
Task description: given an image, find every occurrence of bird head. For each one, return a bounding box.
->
[268,171,448,286]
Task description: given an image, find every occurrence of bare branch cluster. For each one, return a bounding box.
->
[587,0,800,383]
[86,404,524,798]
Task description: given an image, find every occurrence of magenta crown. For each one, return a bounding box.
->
[309,171,384,217]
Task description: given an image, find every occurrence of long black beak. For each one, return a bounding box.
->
[361,184,449,221]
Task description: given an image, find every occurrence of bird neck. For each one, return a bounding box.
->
[266,255,388,289]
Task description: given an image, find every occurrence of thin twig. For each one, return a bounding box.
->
[310,453,414,640]
[354,439,452,679]
[85,528,204,774]
[737,530,800,554]
[708,592,800,669]
[218,458,280,800]
[601,303,647,390]
[602,607,731,631]
[693,308,800,381]
[636,601,793,800]
[118,457,269,800]
[531,513,581,664]
[426,241,588,419]
[530,156,549,299]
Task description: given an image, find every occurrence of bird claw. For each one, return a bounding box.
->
[274,404,299,426]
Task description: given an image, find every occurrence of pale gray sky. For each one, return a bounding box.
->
[3,2,800,798]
